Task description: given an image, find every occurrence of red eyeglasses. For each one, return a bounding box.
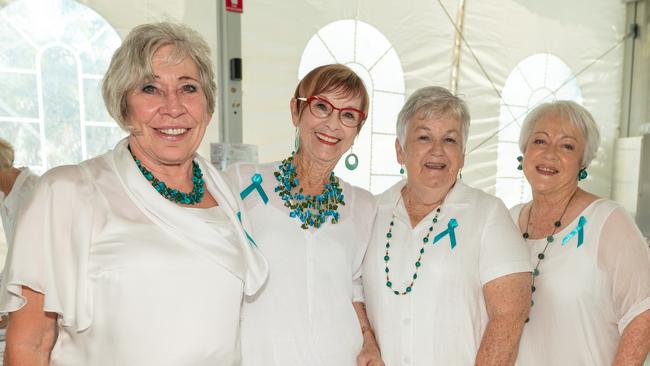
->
[297,96,367,128]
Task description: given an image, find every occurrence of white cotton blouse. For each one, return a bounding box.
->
[363,180,532,366]
[0,139,268,366]
[224,161,377,366]
[511,199,650,366]
[0,167,39,246]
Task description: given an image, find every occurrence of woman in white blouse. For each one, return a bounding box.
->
[363,86,533,365]
[225,64,383,366]
[512,100,650,365]
[0,138,39,247]
[0,22,267,365]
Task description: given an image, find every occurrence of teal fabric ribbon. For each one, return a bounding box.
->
[433,218,459,249]
[236,211,258,247]
[562,215,587,248]
[240,173,268,204]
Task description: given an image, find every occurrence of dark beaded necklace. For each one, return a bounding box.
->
[522,190,577,323]
[128,145,205,205]
[384,196,442,295]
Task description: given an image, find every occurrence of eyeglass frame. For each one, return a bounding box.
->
[296,96,367,128]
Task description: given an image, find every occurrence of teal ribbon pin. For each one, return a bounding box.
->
[562,216,587,247]
[236,211,258,247]
[240,173,268,204]
[433,218,459,249]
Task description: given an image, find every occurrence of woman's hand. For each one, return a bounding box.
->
[353,301,385,366]
[357,338,385,366]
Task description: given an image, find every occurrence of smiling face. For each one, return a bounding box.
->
[126,44,211,169]
[291,90,361,167]
[522,112,586,194]
[396,112,464,194]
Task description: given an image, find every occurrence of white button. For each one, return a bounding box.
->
[403,356,411,364]
[403,318,411,325]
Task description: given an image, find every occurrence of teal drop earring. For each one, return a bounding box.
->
[578,168,588,181]
[517,155,523,170]
[345,149,359,170]
[399,165,405,174]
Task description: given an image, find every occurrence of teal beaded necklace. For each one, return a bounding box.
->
[128,145,205,205]
[384,199,442,296]
[274,154,345,229]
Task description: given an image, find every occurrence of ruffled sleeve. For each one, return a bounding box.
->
[0,164,95,332]
[597,206,650,333]
[479,197,532,285]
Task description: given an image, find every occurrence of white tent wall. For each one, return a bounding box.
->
[459,0,626,199]
[241,0,459,163]
[241,0,627,207]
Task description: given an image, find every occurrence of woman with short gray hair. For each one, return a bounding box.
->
[0,22,266,365]
[511,100,650,365]
[363,86,532,365]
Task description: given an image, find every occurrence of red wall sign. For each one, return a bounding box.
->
[226,0,243,13]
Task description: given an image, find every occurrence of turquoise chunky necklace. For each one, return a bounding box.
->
[274,155,345,229]
[128,145,205,205]
[384,205,441,295]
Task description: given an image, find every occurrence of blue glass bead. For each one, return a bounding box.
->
[533,269,540,276]
[547,236,554,243]
[384,255,390,261]
[423,237,429,243]
[386,233,392,238]
[415,261,421,267]
[386,281,392,287]
[406,287,412,292]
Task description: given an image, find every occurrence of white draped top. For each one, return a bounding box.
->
[0,139,268,366]
[511,199,650,366]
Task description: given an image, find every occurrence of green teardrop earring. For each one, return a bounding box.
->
[399,165,405,174]
[578,168,588,181]
[516,155,523,170]
[345,152,359,170]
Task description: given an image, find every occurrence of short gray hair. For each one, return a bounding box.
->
[102,22,216,131]
[519,100,600,168]
[396,86,471,151]
[0,138,14,171]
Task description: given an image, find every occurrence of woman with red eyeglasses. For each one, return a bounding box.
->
[224,64,384,366]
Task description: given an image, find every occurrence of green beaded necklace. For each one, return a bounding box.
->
[128,145,205,205]
[384,204,441,296]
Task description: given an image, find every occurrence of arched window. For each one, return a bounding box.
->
[496,53,583,208]
[298,19,405,193]
[0,0,124,173]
